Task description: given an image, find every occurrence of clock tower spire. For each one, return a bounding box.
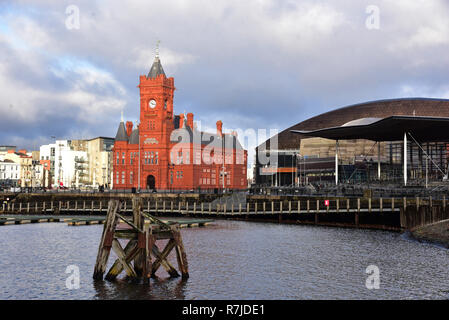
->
[137,42,175,189]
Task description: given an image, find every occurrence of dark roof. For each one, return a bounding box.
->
[258,97,449,151]
[170,125,244,150]
[87,136,114,141]
[147,56,166,79]
[114,121,128,142]
[129,128,139,145]
[292,115,449,142]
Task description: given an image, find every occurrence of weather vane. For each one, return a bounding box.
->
[156,40,160,58]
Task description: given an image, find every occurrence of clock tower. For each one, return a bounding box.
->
[112,43,248,191]
[137,45,175,189]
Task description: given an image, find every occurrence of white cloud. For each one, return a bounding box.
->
[270,3,346,47]
[1,0,449,152]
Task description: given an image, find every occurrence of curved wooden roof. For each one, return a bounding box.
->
[259,98,449,150]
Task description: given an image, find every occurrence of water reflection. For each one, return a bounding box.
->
[93,277,188,300]
[0,221,448,299]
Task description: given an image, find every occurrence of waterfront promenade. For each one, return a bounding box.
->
[1,192,449,232]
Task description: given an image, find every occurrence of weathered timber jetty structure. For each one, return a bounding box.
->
[1,192,449,232]
[93,197,189,283]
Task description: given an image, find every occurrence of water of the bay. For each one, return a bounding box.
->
[0,219,448,299]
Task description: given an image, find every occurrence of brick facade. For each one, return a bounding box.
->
[112,55,247,191]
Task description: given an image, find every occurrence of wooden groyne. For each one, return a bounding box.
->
[93,197,189,283]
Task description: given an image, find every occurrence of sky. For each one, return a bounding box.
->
[1,0,449,165]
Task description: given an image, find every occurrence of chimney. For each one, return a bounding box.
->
[187,113,194,129]
[216,120,223,136]
[126,121,133,137]
[179,113,184,128]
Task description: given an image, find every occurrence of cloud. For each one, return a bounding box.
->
[0,0,449,171]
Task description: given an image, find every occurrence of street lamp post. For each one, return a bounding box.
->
[168,163,174,193]
[138,123,141,193]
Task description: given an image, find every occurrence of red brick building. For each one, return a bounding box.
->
[112,52,247,191]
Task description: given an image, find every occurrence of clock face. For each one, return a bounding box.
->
[149,99,157,109]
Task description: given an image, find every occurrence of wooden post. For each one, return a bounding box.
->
[336,199,339,213]
[173,226,189,279]
[280,201,283,213]
[93,200,120,280]
[356,198,360,227]
[239,203,242,214]
[403,197,407,211]
[346,199,349,212]
[316,199,319,212]
[368,198,371,213]
[27,202,30,213]
[201,202,204,214]
[194,202,196,215]
[307,200,310,213]
[380,197,383,213]
[289,201,291,214]
[298,200,301,213]
[255,202,258,214]
[263,202,266,213]
[132,196,144,277]
[19,203,22,212]
[392,198,395,212]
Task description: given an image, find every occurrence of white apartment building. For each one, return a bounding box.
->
[0,160,21,186]
[2,151,43,187]
[40,140,88,188]
[40,137,113,189]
